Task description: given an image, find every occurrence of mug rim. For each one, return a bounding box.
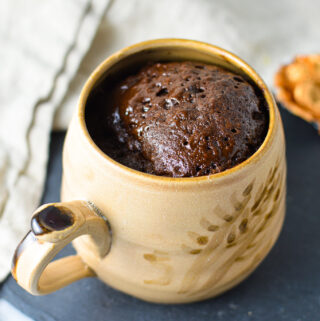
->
[77,38,276,183]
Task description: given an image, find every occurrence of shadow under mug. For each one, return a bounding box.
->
[12,39,286,304]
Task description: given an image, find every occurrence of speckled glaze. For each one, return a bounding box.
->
[12,39,286,303]
[62,39,286,303]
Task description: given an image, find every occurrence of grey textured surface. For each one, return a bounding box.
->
[1,107,320,321]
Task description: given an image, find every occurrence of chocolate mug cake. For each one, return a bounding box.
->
[11,40,285,303]
[86,61,268,177]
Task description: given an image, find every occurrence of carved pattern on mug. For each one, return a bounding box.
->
[178,158,285,296]
[143,250,173,286]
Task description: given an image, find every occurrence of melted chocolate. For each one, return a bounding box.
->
[86,61,268,177]
[31,205,74,235]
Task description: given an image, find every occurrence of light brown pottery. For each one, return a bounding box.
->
[12,39,286,304]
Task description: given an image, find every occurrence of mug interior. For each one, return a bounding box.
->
[79,39,275,181]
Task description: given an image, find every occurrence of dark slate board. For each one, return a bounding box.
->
[1,106,320,321]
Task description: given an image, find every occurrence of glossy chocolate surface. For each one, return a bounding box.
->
[86,61,268,177]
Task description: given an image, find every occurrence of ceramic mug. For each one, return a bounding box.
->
[12,39,286,304]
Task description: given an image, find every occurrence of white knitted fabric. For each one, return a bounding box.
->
[0,0,111,281]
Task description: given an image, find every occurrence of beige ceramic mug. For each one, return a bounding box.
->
[12,39,286,304]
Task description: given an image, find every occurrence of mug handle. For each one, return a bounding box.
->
[11,200,111,295]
